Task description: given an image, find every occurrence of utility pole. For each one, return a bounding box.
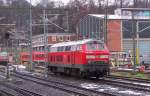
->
[4,32,11,80]
[136,21,139,65]
[43,0,48,77]
[6,39,11,80]
[120,0,123,8]
[66,11,69,33]
[132,2,137,72]
[29,0,33,71]
[133,0,136,8]
[104,0,108,44]
[131,11,136,72]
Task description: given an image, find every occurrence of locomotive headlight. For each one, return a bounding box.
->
[100,55,109,58]
[86,55,95,59]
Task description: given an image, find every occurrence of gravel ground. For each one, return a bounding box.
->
[44,74,150,96]
[7,78,75,96]
[80,83,150,96]
[0,73,76,96]
[1,69,150,96]
[0,85,21,96]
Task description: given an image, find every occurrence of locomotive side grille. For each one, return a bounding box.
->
[85,61,109,72]
[88,61,107,65]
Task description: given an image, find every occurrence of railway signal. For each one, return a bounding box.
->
[4,33,10,39]
[3,32,11,80]
[43,0,48,77]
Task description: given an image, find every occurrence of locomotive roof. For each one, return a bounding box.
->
[51,39,102,47]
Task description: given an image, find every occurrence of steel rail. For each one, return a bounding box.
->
[0,81,43,96]
[108,75,150,83]
[99,78,150,92]
[14,72,114,96]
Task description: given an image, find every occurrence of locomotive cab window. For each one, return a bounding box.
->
[71,45,76,51]
[57,46,64,52]
[51,47,57,52]
[76,45,82,51]
[65,46,71,51]
[86,42,105,50]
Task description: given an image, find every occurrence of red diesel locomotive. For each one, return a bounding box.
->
[20,39,110,78]
[48,39,110,78]
[20,52,46,64]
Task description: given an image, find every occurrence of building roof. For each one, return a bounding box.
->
[88,14,150,20]
[120,8,150,11]
[32,33,76,39]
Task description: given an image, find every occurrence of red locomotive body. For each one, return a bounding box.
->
[48,39,110,78]
[33,52,46,62]
[20,52,46,64]
[20,52,29,62]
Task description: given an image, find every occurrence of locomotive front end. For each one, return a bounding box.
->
[84,40,110,77]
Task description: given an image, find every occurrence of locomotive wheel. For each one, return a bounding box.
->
[95,71,100,79]
[71,69,80,77]
[66,68,71,76]
[103,69,109,77]
[80,72,87,78]
[96,74,100,79]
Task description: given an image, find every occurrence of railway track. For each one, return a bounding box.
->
[13,71,114,96]
[0,70,43,96]
[1,68,150,95]
[109,75,150,83]
[0,89,16,96]
[14,71,150,96]
[99,76,150,92]
[0,81,43,96]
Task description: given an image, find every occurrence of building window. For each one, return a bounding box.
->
[40,38,41,42]
[58,36,63,41]
[67,36,70,41]
[52,36,56,41]
[42,37,44,42]
[42,46,44,51]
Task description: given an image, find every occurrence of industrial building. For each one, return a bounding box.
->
[77,8,150,63]
[32,33,76,51]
